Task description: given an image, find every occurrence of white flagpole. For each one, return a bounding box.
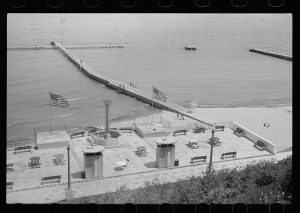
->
[49,92,53,134]
[61,18,65,44]
[151,85,154,124]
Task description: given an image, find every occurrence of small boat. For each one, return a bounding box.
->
[185,42,196,50]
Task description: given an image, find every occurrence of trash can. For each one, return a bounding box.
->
[174,159,179,166]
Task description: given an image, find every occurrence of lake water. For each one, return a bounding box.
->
[7,13,292,144]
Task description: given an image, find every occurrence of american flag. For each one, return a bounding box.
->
[49,92,70,108]
[153,86,167,102]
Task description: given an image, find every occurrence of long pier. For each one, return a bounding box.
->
[7,45,124,51]
[51,41,215,130]
[249,48,292,61]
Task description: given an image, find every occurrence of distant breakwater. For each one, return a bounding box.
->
[249,48,292,61]
[7,45,124,51]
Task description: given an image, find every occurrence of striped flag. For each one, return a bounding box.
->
[49,92,70,108]
[153,86,167,102]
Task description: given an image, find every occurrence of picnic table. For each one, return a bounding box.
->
[28,157,41,168]
[116,161,127,169]
[187,141,199,149]
[208,137,221,146]
[53,154,65,165]
[136,146,147,157]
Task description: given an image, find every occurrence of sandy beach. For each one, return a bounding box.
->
[114,105,292,152]
[156,105,292,152]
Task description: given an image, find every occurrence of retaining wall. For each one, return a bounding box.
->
[230,122,276,153]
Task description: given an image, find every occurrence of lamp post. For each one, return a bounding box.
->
[208,129,215,172]
[65,140,74,200]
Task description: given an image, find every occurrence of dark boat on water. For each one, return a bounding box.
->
[185,42,196,50]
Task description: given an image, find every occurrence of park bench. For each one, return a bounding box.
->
[193,127,206,134]
[70,131,85,139]
[7,163,14,172]
[135,146,147,157]
[233,128,245,137]
[14,145,32,154]
[41,175,62,185]
[119,127,133,133]
[221,151,237,160]
[254,140,267,151]
[214,125,225,131]
[190,156,207,164]
[173,129,187,136]
[6,182,14,190]
[208,137,221,146]
[187,141,199,149]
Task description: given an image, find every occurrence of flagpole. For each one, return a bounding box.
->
[151,85,154,124]
[61,18,64,44]
[49,92,53,134]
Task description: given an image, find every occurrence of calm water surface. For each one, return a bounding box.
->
[7,14,292,144]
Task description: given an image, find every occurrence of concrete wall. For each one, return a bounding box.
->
[92,135,119,146]
[37,141,68,149]
[230,122,276,153]
[133,123,168,138]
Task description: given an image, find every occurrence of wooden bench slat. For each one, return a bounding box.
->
[254,140,266,150]
[190,156,207,164]
[41,175,61,184]
[234,128,245,137]
[173,129,187,136]
[14,145,32,154]
[221,151,237,159]
[70,131,85,139]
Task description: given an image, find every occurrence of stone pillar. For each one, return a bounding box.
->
[103,100,112,139]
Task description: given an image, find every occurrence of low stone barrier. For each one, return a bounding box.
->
[230,122,276,153]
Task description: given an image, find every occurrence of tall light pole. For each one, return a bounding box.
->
[208,129,215,172]
[65,140,74,200]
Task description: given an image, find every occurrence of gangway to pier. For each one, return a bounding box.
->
[51,41,215,130]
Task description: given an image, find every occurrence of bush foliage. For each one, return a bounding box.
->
[64,156,292,204]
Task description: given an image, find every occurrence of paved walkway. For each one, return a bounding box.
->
[6,151,291,203]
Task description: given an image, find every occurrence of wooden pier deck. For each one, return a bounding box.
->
[7,45,124,51]
[249,48,292,61]
[51,41,214,130]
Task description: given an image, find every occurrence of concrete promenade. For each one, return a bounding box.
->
[6,151,291,203]
[51,41,214,130]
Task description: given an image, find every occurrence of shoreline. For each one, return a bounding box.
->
[7,105,292,152]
